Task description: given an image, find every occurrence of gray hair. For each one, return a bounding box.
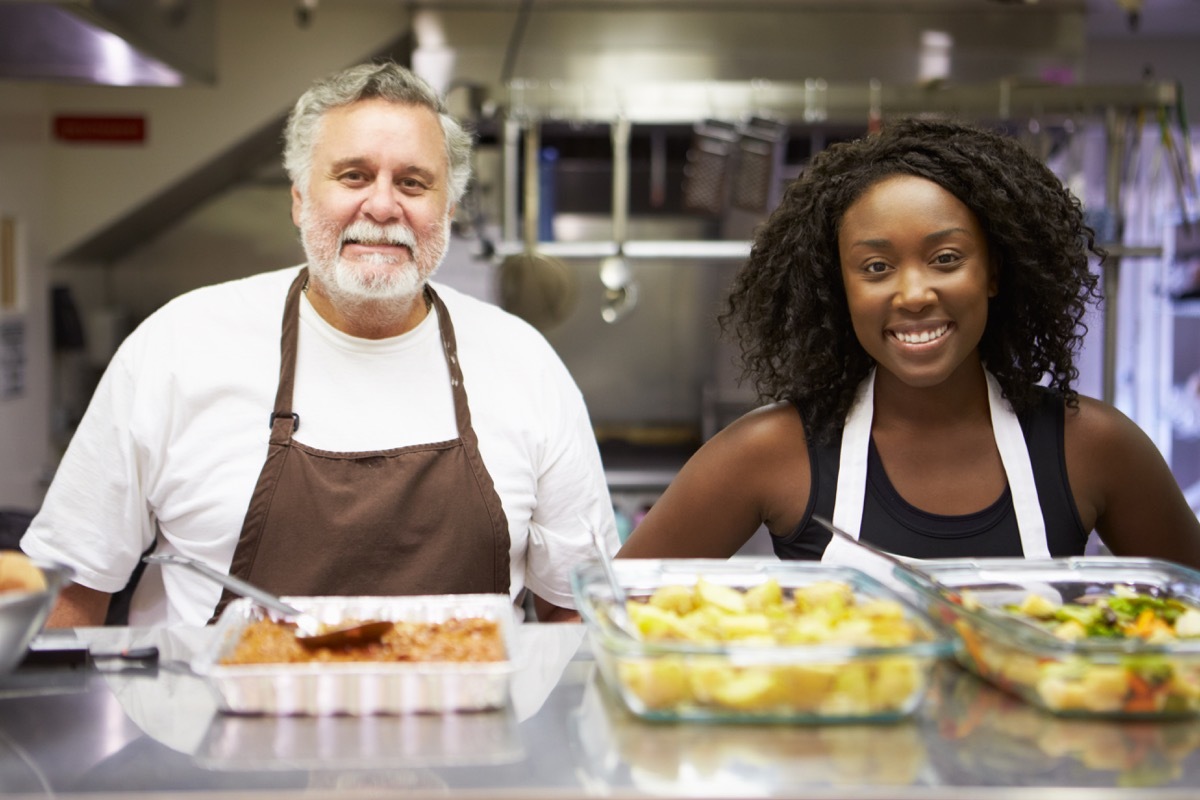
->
[283,61,473,204]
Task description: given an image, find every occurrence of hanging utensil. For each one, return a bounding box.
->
[581,516,639,638]
[601,116,638,324]
[144,554,393,649]
[497,118,575,331]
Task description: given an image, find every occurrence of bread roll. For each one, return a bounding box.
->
[0,550,46,594]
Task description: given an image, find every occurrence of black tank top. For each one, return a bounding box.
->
[772,387,1089,560]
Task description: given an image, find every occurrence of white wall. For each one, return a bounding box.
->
[0,84,52,509]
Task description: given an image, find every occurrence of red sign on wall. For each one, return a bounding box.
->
[53,116,146,143]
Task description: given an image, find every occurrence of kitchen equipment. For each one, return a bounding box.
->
[895,556,1200,718]
[600,117,638,324]
[0,558,72,674]
[193,593,517,715]
[497,119,575,331]
[144,554,392,649]
[730,115,788,213]
[681,119,739,215]
[571,557,952,723]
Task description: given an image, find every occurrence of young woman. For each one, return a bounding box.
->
[618,117,1200,568]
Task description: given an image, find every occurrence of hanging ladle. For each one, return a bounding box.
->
[143,554,393,649]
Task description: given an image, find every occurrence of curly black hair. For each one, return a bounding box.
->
[722,116,1104,444]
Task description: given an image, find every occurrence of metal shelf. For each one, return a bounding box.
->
[493,239,751,261]
[504,78,1179,125]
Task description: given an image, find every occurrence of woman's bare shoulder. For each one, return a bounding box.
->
[707,401,810,464]
[1063,394,1200,567]
[1062,394,1148,454]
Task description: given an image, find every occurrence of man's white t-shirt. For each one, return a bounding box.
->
[23,267,617,625]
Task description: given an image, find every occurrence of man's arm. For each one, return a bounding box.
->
[45,583,112,628]
[533,593,581,623]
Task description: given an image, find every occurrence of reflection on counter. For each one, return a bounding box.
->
[928,665,1200,788]
[571,672,932,795]
[194,710,524,772]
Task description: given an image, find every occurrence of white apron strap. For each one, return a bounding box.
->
[823,367,1051,561]
[830,368,875,541]
[985,371,1050,559]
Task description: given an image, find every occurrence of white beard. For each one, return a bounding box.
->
[299,207,451,312]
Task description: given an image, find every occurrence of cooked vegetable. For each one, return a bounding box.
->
[948,587,1200,716]
[610,578,930,716]
[1001,587,1200,642]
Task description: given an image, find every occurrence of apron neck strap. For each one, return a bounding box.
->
[268,267,308,444]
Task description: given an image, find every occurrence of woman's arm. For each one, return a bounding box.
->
[1065,396,1200,569]
[617,402,812,558]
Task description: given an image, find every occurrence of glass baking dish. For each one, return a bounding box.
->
[192,594,517,716]
[571,558,952,723]
[894,557,1200,718]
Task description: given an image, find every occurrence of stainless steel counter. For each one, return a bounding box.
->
[2,624,1199,799]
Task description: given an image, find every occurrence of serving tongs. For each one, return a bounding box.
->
[143,554,393,649]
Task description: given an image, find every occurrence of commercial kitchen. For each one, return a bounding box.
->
[3,1,1200,798]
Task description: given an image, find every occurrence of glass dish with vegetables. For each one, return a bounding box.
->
[570,559,952,723]
[894,557,1200,718]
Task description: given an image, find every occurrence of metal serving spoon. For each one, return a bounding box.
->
[582,517,640,638]
[811,515,955,594]
[143,554,393,649]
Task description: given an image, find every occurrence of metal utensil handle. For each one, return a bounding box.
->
[811,515,944,588]
[143,553,301,617]
[588,525,627,604]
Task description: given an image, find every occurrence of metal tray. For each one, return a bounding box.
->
[193,594,517,716]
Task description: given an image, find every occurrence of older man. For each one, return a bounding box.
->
[23,61,616,626]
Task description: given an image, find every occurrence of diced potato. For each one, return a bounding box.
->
[794,580,853,613]
[744,579,784,612]
[996,651,1043,689]
[868,657,920,711]
[627,602,693,640]
[715,612,771,640]
[775,664,839,711]
[1052,619,1088,642]
[648,584,696,615]
[618,658,691,709]
[859,598,906,620]
[694,579,747,615]
[1080,665,1130,713]
[1174,609,1200,638]
[1016,593,1059,618]
[1037,676,1090,711]
[708,668,781,711]
[687,661,738,704]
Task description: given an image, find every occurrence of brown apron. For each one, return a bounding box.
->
[210,268,511,621]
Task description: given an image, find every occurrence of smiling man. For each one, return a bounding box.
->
[23,62,617,627]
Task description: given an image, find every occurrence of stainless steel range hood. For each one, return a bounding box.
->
[0,0,215,86]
